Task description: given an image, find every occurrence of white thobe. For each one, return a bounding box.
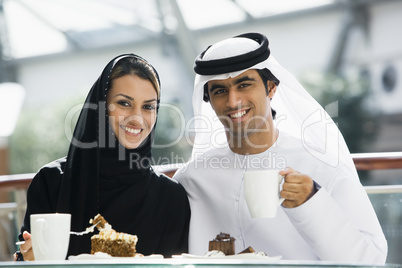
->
[174,131,387,263]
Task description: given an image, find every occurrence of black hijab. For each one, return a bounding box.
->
[56,54,165,255]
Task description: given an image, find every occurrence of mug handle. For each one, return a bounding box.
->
[278,175,285,206]
[35,218,49,254]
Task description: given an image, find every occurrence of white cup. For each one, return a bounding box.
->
[30,213,71,261]
[244,169,285,218]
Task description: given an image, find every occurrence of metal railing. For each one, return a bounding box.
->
[353,152,402,170]
[1,152,402,261]
[1,152,401,234]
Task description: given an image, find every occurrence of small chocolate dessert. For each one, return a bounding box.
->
[208,232,235,255]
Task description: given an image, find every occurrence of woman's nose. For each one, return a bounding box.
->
[125,107,144,123]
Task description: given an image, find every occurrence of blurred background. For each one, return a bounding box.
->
[0,0,402,261]
[1,0,401,184]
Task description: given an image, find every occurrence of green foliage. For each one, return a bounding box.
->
[300,71,379,153]
[9,96,83,174]
[152,102,192,165]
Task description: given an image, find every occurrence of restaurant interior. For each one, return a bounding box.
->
[0,0,401,266]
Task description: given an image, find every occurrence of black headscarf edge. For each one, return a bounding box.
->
[56,53,161,255]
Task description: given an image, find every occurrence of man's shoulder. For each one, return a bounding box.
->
[174,147,230,178]
[194,146,231,159]
[275,130,303,148]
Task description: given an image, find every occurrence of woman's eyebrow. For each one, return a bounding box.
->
[113,94,157,104]
[113,93,134,100]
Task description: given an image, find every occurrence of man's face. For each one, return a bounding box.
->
[207,69,276,140]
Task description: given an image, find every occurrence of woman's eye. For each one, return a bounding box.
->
[143,104,155,110]
[117,100,130,107]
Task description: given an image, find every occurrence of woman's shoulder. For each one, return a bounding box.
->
[152,169,177,184]
[38,156,67,174]
[33,157,67,182]
[28,157,67,196]
[150,168,186,191]
[150,170,190,210]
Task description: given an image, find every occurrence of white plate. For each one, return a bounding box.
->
[174,253,282,260]
[68,252,164,260]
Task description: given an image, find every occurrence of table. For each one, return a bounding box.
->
[0,259,401,268]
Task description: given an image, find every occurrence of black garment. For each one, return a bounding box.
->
[19,54,190,258]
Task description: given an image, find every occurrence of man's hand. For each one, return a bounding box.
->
[279,167,316,208]
[20,231,35,261]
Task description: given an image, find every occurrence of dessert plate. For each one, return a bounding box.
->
[68,252,164,260]
[174,253,282,260]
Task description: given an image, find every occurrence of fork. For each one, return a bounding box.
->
[70,222,99,236]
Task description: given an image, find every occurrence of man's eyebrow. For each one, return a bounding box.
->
[209,83,225,94]
[209,76,256,93]
[234,76,256,84]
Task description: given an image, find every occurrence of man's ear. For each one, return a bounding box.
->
[268,81,277,98]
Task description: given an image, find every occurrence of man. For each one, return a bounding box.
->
[173,33,387,263]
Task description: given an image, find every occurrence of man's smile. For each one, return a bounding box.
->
[227,108,251,121]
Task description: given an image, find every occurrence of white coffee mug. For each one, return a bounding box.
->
[244,169,285,218]
[30,213,71,261]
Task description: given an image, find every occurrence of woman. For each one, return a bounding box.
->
[15,54,190,260]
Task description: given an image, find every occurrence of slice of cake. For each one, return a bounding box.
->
[90,213,108,230]
[208,232,235,255]
[90,214,138,257]
[239,246,255,254]
[91,229,138,257]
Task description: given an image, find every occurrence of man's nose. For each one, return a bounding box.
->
[227,90,242,108]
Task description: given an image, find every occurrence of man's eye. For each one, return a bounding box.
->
[239,83,250,88]
[213,89,225,95]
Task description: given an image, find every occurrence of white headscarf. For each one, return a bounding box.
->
[191,33,357,176]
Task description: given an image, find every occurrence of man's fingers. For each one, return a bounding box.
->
[279,167,297,176]
[282,181,300,192]
[280,189,305,200]
[284,172,310,183]
[283,200,299,208]
[279,167,316,208]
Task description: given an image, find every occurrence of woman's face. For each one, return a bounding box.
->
[107,74,158,149]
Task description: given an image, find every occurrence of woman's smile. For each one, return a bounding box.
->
[120,125,142,135]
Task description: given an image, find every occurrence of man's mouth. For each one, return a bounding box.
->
[121,125,142,134]
[228,109,250,119]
